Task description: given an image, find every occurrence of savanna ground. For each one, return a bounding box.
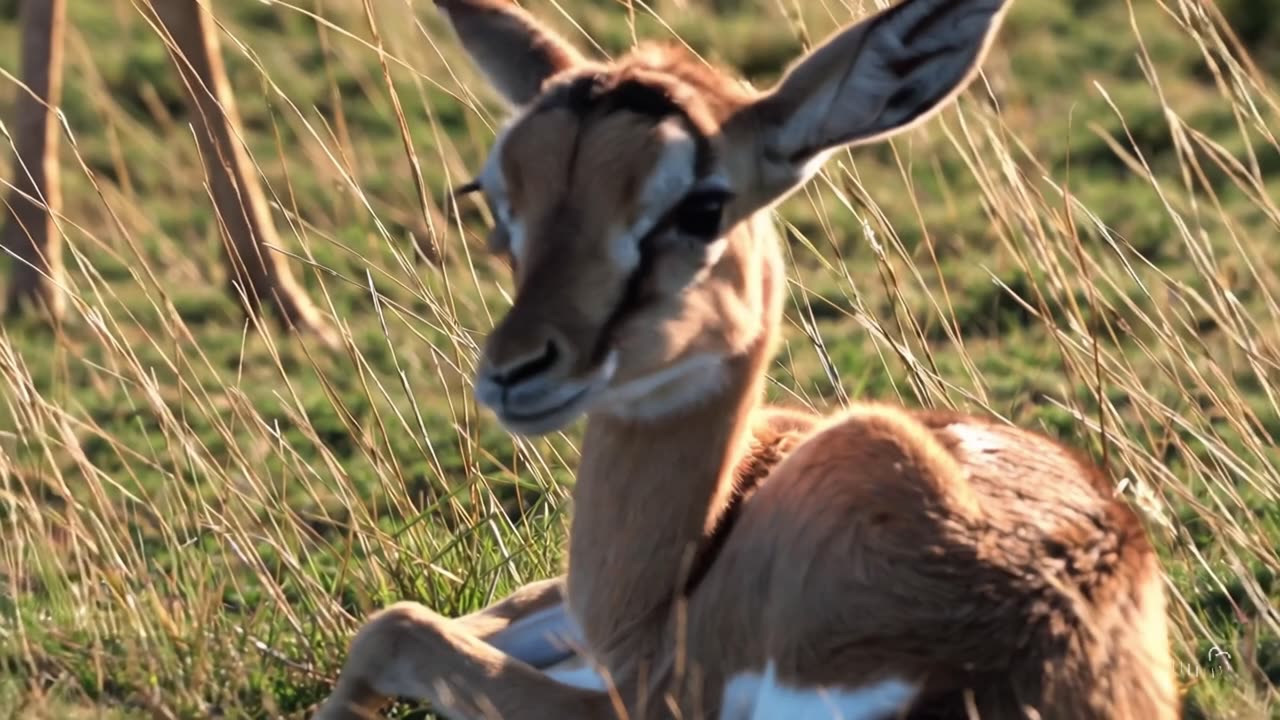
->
[0,0,1278,717]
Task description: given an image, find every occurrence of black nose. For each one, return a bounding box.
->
[490,339,561,387]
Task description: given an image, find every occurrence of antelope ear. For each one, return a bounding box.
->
[435,0,585,107]
[745,0,1010,197]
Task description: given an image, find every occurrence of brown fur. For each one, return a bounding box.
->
[661,405,1176,719]
[316,1,1179,718]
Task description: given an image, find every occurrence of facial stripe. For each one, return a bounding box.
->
[582,110,718,367]
[589,228,660,366]
[609,120,699,272]
[586,169,721,367]
[477,71,719,369]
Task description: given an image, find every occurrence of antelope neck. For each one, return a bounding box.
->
[567,340,770,664]
[565,233,782,682]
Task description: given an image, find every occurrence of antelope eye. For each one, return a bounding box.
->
[672,189,731,240]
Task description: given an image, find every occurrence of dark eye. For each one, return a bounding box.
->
[672,189,730,240]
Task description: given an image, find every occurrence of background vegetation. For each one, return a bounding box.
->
[1,0,1278,717]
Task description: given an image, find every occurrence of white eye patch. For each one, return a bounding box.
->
[476,123,526,260]
[608,119,699,271]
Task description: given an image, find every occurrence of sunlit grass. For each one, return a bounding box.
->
[0,0,1277,717]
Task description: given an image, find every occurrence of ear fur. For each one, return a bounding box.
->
[751,0,1010,176]
[435,0,585,107]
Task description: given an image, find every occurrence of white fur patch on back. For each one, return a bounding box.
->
[720,662,918,720]
[944,421,1007,455]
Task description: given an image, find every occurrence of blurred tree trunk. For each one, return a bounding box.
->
[146,0,337,346]
[2,0,67,321]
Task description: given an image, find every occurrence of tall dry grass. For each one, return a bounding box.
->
[0,0,1276,717]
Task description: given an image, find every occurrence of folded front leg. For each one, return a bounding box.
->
[314,600,620,720]
[454,576,586,669]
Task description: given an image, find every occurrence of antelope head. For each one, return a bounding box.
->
[441,0,1010,435]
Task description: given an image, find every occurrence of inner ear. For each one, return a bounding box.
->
[435,0,586,107]
[741,0,1010,195]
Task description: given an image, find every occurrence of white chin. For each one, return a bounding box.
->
[592,352,728,421]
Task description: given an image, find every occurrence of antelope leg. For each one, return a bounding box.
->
[314,600,619,720]
[454,576,586,669]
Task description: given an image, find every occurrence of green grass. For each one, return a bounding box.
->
[1,0,1279,717]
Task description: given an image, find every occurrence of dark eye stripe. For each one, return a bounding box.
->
[482,73,721,367]
[588,229,660,367]
[585,181,727,367]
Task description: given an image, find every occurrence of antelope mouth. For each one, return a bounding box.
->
[501,384,593,429]
[481,350,620,436]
